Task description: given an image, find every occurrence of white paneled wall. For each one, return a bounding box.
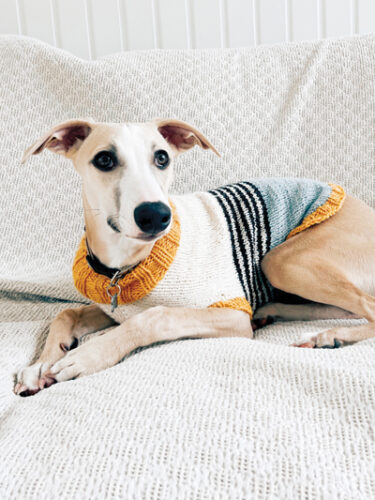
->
[0,0,374,58]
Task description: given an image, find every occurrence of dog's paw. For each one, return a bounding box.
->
[251,316,274,331]
[291,331,343,349]
[46,336,118,383]
[252,305,275,330]
[14,362,56,397]
[253,304,277,320]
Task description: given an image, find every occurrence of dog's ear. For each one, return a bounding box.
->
[21,119,94,164]
[155,119,220,157]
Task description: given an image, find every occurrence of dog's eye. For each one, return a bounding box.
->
[154,150,170,169]
[92,151,117,171]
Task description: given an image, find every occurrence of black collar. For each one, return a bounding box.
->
[85,237,122,279]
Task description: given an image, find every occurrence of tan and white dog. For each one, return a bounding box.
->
[15,118,375,397]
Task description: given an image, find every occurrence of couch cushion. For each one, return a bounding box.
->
[0,34,374,297]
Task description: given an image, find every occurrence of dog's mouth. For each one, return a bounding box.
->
[134,234,159,241]
[126,224,171,243]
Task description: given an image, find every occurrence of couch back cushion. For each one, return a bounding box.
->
[0,35,374,290]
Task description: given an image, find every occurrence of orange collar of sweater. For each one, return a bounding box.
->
[72,201,181,304]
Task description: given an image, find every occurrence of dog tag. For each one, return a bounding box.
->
[111,292,118,312]
[106,279,122,313]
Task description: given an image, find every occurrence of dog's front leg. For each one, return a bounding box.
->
[47,306,253,383]
[14,304,117,396]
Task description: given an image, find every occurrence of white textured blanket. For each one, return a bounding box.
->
[1,34,375,499]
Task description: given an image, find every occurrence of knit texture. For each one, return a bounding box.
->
[1,35,375,499]
[73,201,181,305]
[288,183,346,239]
[208,296,253,316]
[72,179,344,323]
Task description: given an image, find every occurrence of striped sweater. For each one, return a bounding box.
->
[73,178,345,323]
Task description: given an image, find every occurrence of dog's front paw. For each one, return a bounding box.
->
[46,336,119,383]
[14,361,56,397]
[253,304,277,320]
[252,305,275,330]
[291,331,343,349]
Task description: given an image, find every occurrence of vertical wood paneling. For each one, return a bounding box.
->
[117,0,127,51]
[15,0,24,34]
[184,0,194,48]
[284,0,291,42]
[158,0,187,49]
[226,0,253,47]
[21,0,54,45]
[258,0,285,44]
[350,0,358,35]
[123,0,154,50]
[49,0,59,47]
[0,0,19,34]
[290,0,318,41]
[1,0,375,57]
[191,0,221,48]
[325,0,351,38]
[358,0,375,34]
[218,0,228,48]
[90,0,121,57]
[83,0,94,59]
[316,0,325,38]
[150,0,160,48]
[56,0,90,59]
[252,0,259,45]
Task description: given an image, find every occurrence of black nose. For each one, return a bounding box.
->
[134,201,172,235]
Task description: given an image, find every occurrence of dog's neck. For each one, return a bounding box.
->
[82,191,154,272]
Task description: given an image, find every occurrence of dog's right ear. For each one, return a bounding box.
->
[21,119,94,164]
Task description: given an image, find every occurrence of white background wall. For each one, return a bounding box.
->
[1,0,375,59]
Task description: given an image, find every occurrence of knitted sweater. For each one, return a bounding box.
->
[73,178,345,323]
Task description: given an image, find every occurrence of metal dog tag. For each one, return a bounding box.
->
[110,292,118,313]
[106,280,122,313]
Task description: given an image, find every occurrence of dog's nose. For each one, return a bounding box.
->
[134,201,171,235]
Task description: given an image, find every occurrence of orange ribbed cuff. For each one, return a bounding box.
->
[209,296,253,319]
[73,201,181,304]
[287,184,345,240]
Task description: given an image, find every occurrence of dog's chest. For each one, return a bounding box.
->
[97,192,248,323]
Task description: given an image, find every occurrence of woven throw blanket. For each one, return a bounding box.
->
[1,34,375,499]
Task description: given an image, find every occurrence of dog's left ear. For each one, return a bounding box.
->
[155,119,220,157]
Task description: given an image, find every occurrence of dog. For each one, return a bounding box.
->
[14,118,375,397]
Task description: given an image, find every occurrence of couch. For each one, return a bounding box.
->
[1,34,374,499]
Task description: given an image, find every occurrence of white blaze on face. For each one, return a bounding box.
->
[79,122,174,241]
[117,123,170,237]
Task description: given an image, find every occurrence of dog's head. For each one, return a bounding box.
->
[22,118,219,244]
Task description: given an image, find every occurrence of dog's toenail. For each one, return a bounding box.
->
[19,389,39,397]
[60,338,78,352]
[293,342,315,348]
[251,316,274,330]
[70,337,78,349]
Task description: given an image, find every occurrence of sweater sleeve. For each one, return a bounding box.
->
[209,297,253,319]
